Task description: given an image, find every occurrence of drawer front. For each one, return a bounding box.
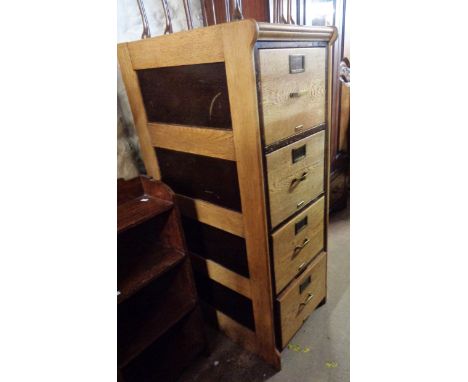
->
[277,252,326,348]
[258,47,326,146]
[267,130,325,228]
[272,196,324,293]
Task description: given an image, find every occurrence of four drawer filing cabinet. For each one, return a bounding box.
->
[118,20,337,369]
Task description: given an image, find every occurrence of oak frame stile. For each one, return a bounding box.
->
[118,20,337,369]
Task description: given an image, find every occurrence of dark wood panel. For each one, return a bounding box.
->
[118,229,186,303]
[137,62,232,129]
[117,177,143,205]
[157,148,242,212]
[121,307,205,382]
[118,261,197,367]
[117,196,173,233]
[242,0,270,21]
[182,216,249,277]
[194,273,255,331]
[330,0,346,173]
[202,0,269,25]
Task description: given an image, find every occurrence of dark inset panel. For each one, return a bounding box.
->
[194,273,255,331]
[137,62,232,129]
[182,216,249,277]
[121,307,205,382]
[157,148,242,212]
[118,262,197,366]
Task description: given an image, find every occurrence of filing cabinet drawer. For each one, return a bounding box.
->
[266,130,325,228]
[272,196,324,293]
[258,47,326,146]
[277,251,326,348]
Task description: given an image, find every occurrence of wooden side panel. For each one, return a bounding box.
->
[117,44,160,179]
[258,47,326,145]
[272,196,324,293]
[137,63,232,129]
[194,273,255,331]
[182,216,249,277]
[176,194,244,237]
[127,24,225,69]
[222,20,281,369]
[266,131,325,228]
[191,253,252,298]
[148,123,235,161]
[157,148,242,212]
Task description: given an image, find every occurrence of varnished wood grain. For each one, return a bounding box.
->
[272,196,324,293]
[182,216,249,277]
[118,250,197,367]
[148,122,235,161]
[126,24,225,69]
[259,47,326,145]
[117,196,173,234]
[277,251,326,347]
[121,308,205,381]
[195,272,255,330]
[117,176,204,372]
[222,20,281,370]
[157,147,242,211]
[117,20,339,370]
[137,63,232,129]
[266,131,325,227]
[339,85,350,152]
[118,245,185,304]
[117,44,160,179]
[191,253,251,298]
[176,194,244,238]
[204,0,270,25]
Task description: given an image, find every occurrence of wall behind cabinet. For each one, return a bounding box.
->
[117,0,203,179]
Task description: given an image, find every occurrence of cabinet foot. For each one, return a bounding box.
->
[318,296,327,308]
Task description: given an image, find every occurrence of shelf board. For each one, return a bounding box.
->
[118,299,196,368]
[118,247,186,304]
[118,195,173,234]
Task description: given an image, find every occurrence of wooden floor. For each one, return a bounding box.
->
[177,206,350,382]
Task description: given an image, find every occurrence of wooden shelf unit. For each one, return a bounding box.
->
[118,21,337,370]
[117,195,173,234]
[117,245,185,304]
[117,176,205,380]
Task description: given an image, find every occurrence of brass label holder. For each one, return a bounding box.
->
[289,54,305,74]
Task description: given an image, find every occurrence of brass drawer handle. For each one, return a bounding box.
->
[290,90,308,98]
[293,238,310,257]
[297,200,305,208]
[298,262,306,272]
[301,292,315,307]
[295,124,304,131]
[290,172,308,190]
[298,292,315,314]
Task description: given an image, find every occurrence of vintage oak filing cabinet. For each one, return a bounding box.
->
[118,20,337,369]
